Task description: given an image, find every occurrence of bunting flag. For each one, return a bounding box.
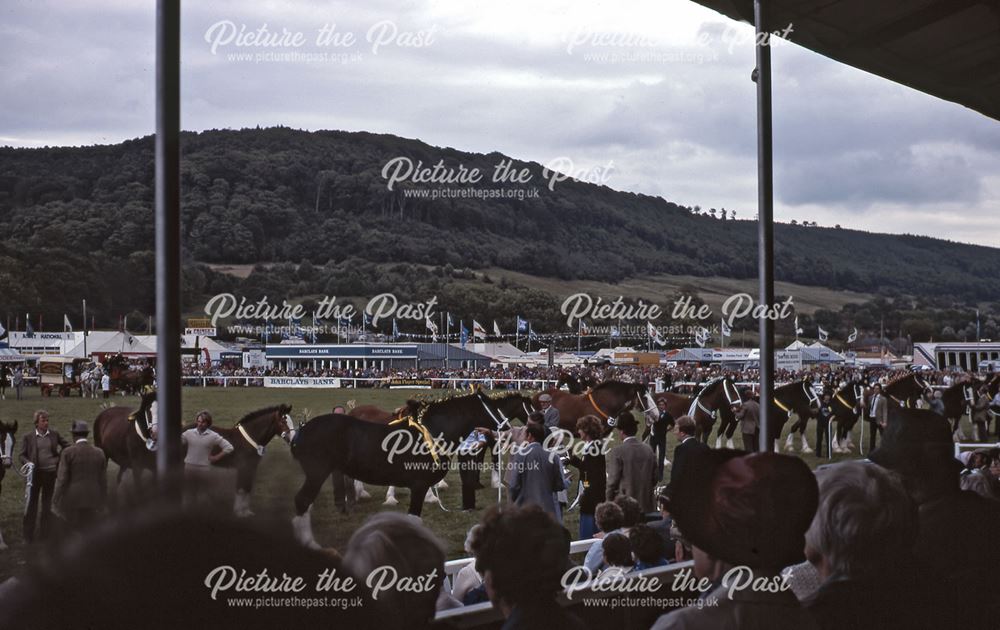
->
[794,315,803,336]
[362,312,372,329]
[721,319,732,337]
[818,326,829,342]
[516,316,528,333]
[0,321,6,341]
[447,313,455,328]
[472,320,487,340]
[847,327,858,344]
[695,326,710,347]
[392,319,400,339]
[528,324,539,341]
[493,320,502,336]
[64,315,73,333]
[25,314,34,338]
[610,325,620,339]
[460,322,469,348]
[580,320,590,335]
[425,318,439,341]
[647,321,666,346]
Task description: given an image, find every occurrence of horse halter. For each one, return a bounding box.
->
[802,380,820,408]
[721,378,742,407]
[0,432,12,466]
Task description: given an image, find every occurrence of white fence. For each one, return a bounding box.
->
[179,376,560,389]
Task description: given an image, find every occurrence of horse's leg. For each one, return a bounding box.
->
[292,464,329,550]
[408,482,432,517]
[233,462,257,517]
[354,479,371,500]
[384,486,399,506]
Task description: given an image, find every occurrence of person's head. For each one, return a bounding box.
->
[527,411,545,426]
[470,505,571,614]
[601,533,632,568]
[656,492,671,518]
[960,472,1000,502]
[656,398,667,411]
[675,415,696,438]
[333,406,346,414]
[70,420,89,439]
[616,411,638,437]
[195,410,213,430]
[538,394,552,409]
[804,462,916,581]
[0,507,371,628]
[594,501,624,534]
[672,450,818,579]
[991,457,1000,479]
[575,415,603,442]
[344,512,446,630]
[614,495,641,529]
[873,384,882,394]
[869,408,963,502]
[629,524,664,566]
[525,422,546,444]
[934,389,942,399]
[33,410,49,431]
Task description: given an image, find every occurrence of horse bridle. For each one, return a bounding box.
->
[0,431,13,467]
[236,411,296,457]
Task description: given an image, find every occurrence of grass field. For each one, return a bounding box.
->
[0,385,923,581]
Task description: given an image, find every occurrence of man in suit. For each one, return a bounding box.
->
[606,411,657,513]
[867,383,888,452]
[666,415,709,500]
[20,410,69,542]
[539,393,560,433]
[53,420,107,531]
[734,396,760,453]
[507,422,565,520]
[649,398,675,480]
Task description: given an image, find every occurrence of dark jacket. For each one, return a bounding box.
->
[568,447,606,514]
[502,602,586,630]
[19,429,69,468]
[667,436,709,496]
[606,437,657,512]
[53,440,108,511]
[651,410,674,440]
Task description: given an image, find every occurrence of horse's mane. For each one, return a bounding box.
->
[885,372,915,387]
[236,404,288,425]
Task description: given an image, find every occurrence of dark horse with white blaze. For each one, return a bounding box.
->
[883,372,933,408]
[0,421,16,550]
[94,391,295,514]
[650,377,739,446]
[828,380,866,453]
[290,391,513,548]
[769,379,821,453]
[556,372,598,395]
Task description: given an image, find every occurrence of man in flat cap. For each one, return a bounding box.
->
[538,393,560,433]
[53,420,107,532]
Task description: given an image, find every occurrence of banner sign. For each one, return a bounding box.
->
[243,350,266,368]
[775,350,803,371]
[263,376,342,388]
[387,378,433,389]
[185,327,217,337]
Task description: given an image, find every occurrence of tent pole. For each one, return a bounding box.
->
[755,0,776,453]
[155,0,183,500]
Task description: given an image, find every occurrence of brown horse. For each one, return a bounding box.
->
[105,354,155,395]
[95,392,295,514]
[533,380,654,434]
[94,390,158,498]
[883,372,933,408]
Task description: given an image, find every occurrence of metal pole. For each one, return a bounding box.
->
[755,0,775,453]
[155,0,182,500]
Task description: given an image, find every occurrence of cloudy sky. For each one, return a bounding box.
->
[3,0,1000,247]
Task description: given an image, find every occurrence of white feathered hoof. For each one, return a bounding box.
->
[491,469,501,489]
[784,434,795,452]
[831,441,843,454]
[799,435,813,454]
[725,438,735,449]
[355,480,371,500]
[424,488,440,504]
[436,479,449,490]
[291,509,321,550]
[714,436,722,449]
[383,487,399,506]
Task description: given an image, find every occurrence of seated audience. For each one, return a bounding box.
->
[629,524,668,570]
[583,501,625,573]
